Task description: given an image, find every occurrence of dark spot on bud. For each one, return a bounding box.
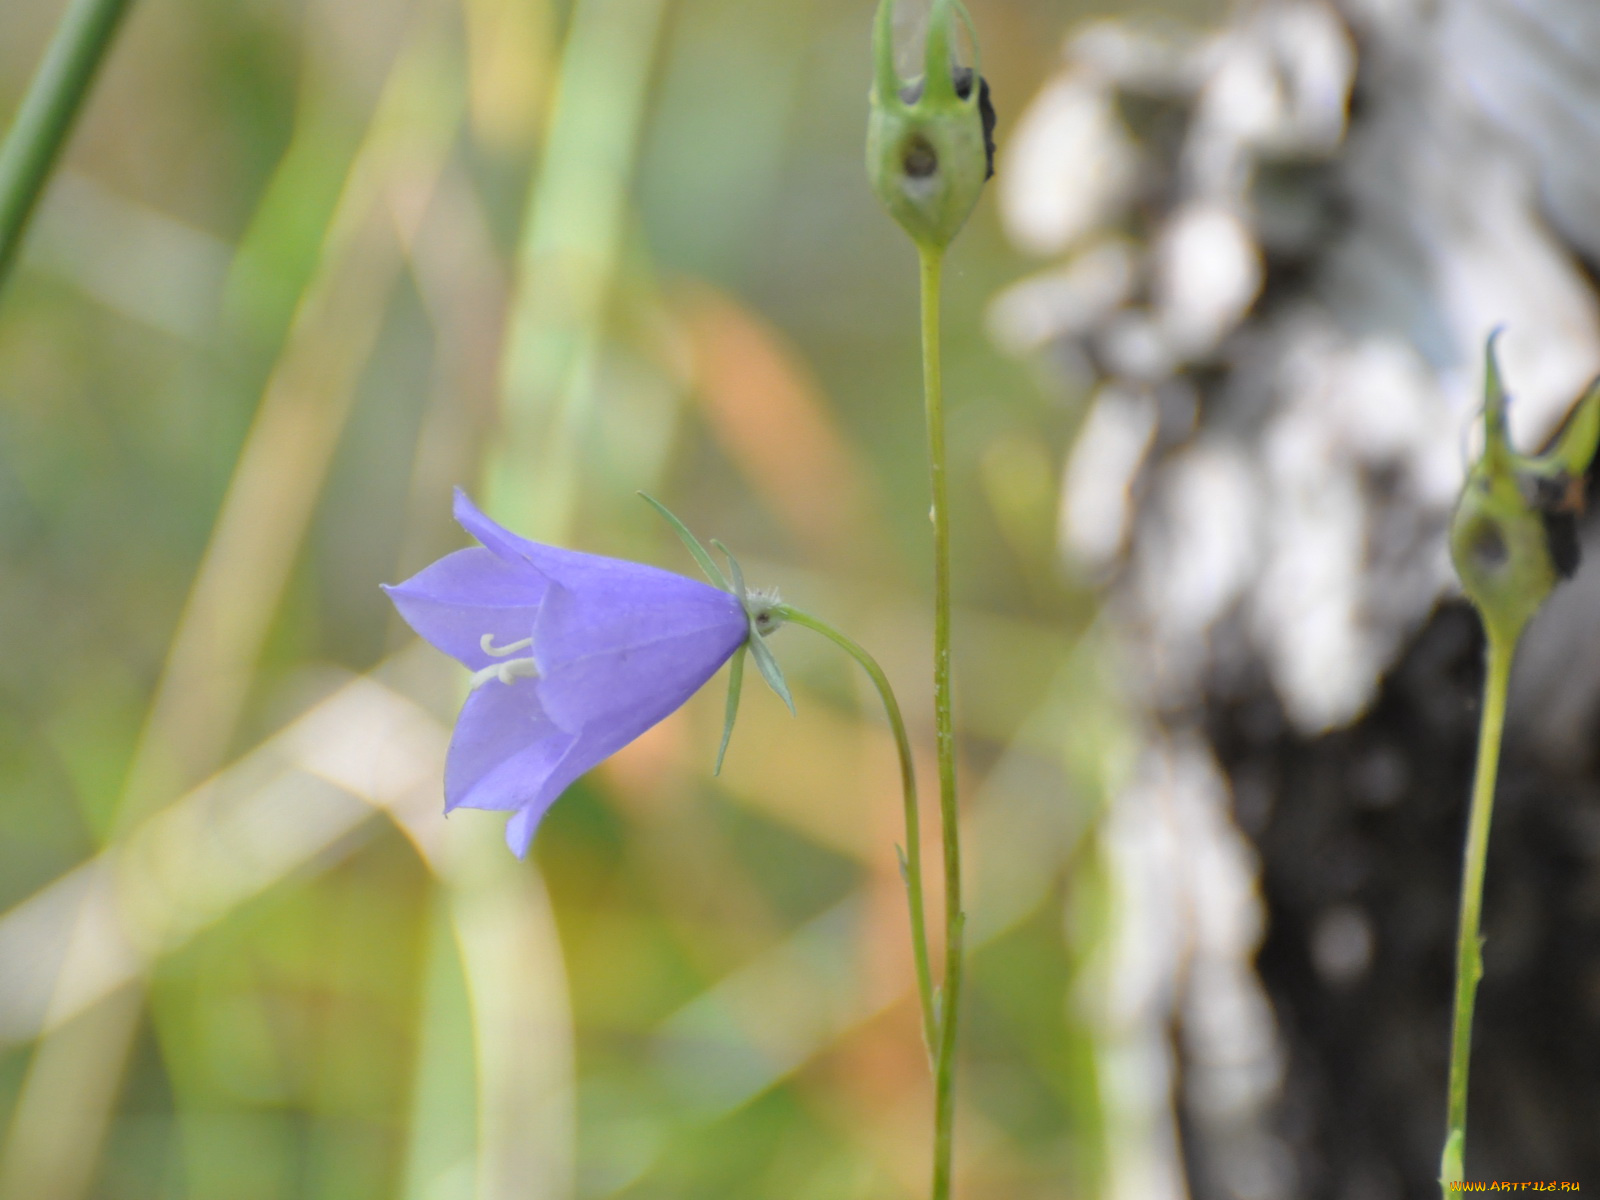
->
[898,66,998,180]
[1525,469,1585,578]
[973,72,997,181]
[1467,519,1508,571]
[903,136,938,178]
[1529,471,1576,511]
[1541,510,1581,578]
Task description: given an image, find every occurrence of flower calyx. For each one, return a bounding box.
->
[639,494,795,773]
[1450,331,1600,644]
[867,0,995,250]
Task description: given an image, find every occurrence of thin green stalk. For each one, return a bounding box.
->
[0,0,134,294]
[920,243,963,1200]
[774,604,936,1059]
[1439,627,1515,1195]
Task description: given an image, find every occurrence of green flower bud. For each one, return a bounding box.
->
[1450,332,1600,643]
[866,0,996,250]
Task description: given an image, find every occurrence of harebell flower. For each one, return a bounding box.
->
[383,489,793,856]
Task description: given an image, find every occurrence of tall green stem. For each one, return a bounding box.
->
[0,0,134,295]
[919,244,963,1200]
[1439,626,1514,1195]
[774,604,936,1058]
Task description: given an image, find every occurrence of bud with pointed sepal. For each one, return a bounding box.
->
[867,0,995,250]
[1450,332,1600,643]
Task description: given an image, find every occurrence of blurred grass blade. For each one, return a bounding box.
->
[439,824,577,1200]
[484,0,669,540]
[0,0,133,294]
[116,14,465,830]
[677,283,879,560]
[0,660,450,1050]
[400,898,479,1200]
[0,987,141,1200]
[0,10,467,1196]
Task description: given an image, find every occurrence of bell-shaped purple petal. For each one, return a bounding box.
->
[444,678,577,813]
[504,804,546,858]
[532,572,747,733]
[381,547,548,670]
[384,491,752,857]
[453,489,628,585]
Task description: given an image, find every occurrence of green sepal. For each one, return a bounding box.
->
[951,0,982,86]
[714,539,796,716]
[871,0,898,111]
[1534,374,1600,482]
[639,492,731,591]
[1481,331,1510,443]
[715,644,747,775]
[748,632,796,716]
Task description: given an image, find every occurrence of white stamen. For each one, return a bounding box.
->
[470,633,540,691]
[481,633,535,657]
[469,655,540,691]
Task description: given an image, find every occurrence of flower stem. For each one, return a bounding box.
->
[773,604,937,1062]
[920,242,963,1200]
[0,0,134,295]
[1440,624,1515,1196]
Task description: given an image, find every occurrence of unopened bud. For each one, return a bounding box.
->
[1450,333,1600,642]
[867,0,995,250]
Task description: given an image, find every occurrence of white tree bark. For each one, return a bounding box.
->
[997,2,1600,1194]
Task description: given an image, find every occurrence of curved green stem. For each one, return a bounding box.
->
[774,604,937,1061]
[0,0,134,295]
[920,243,962,1200]
[1440,626,1515,1195]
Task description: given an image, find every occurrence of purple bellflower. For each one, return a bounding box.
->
[384,490,788,856]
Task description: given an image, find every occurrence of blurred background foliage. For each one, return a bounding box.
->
[0,0,1222,1196]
